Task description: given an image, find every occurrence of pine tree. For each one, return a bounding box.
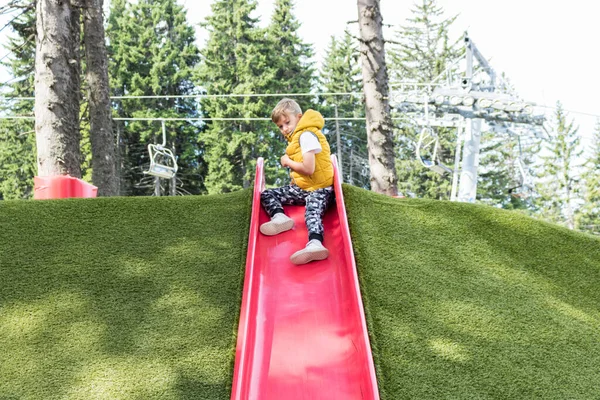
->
[0,2,36,199]
[387,0,461,199]
[534,102,582,229]
[318,31,368,188]
[264,0,314,94]
[387,0,459,83]
[477,131,539,209]
[197,0,274,193]
[476,75,540,209]
[262,0,316,186]
[107,0,203,196]
[576,119,600,234]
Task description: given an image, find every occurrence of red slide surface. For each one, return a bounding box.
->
[231,156,379,400]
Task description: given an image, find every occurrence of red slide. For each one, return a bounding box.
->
[231,156,379,400]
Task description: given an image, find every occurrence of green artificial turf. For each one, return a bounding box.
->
[343,184,600,400]
[0,191,251,400]
[3,186,600,400]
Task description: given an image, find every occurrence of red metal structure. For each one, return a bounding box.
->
[231,156,379,400]
[33,175,98,199]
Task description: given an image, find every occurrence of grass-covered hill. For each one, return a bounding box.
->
[1,186,599,399]
[344,185,600,399]
[0,192,252,400]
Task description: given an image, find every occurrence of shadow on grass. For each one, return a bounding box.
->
[343,185,600,400]
[0,191,251,399]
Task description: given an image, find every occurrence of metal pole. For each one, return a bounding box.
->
[335,105,342,180]
[115,122,122,195]
[349,147,354,185]
[154,177,161,196]
[153,135,161,196]
[465,33,474,89]
[457,119,482,202]
[450,121,463,201]
[171,143,177,196]
[456,32,482,203]
[161,119,167,146]
[465,34,496,88]
[464,35,474,90]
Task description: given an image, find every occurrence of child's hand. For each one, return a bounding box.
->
[280,154,291,167]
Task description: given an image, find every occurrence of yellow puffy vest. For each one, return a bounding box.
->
[285,109,334,191]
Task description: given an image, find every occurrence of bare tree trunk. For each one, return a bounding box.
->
[34,0,82,177]
[83,0,117,196]
[357,0,398,195]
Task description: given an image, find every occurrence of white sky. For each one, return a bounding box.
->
[2,0,599,144]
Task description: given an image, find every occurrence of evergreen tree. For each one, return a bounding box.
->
[387,0,459,83]
[318,31,369,188]
[197,0,273,193]
[107,0,203,196]
[534,102,582,229]
[576,120,600,234]
[0,2,36,199]
[477,130,539,209]
[264,0,314,94]
[476,75,540,209]
[262,0,316,186]
[0,123,36,200]
[387,0,461,199]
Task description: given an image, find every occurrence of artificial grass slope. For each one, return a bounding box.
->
[343,185,600,400]
[0,191,251,400]
[2,187,600,400]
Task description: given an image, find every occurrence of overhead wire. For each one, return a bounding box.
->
[0,91,597,133]
[0,92,362,101]
[535,105,600,119]
[0,4,32,34]
[0,33,34,64]
[0,1,25,15]
[0,115,411,122]
[1,93,596,120]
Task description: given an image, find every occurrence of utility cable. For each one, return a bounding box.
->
[2,94,596,120]
[0,115,368,121]
[0,5,32,35]
[0,1,26,15]
[0,33,34,64]
[0,91,362,101]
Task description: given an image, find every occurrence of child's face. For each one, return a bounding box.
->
[275,111,302,137]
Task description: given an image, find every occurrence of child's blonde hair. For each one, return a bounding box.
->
[271,98,302,123]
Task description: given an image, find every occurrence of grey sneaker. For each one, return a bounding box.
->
[290,239,329,265]
[260,213,294,236]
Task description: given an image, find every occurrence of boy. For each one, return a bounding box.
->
[260,98,335,265]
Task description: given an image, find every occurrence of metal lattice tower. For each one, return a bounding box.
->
[390,32,546,202]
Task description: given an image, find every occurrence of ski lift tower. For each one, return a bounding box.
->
[452,34,546,202]
[390,32,546,203]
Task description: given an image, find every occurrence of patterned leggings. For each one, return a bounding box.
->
[260,185,335,242]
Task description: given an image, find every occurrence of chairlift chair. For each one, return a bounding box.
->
[506,134,534,198]
[143,120,178,179]
[416,127,453,175]
[508,157,533,198]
